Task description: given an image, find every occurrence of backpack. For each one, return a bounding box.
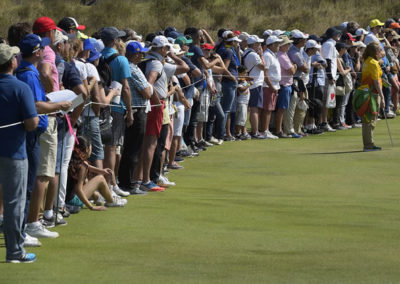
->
[97,53,119,88]
[241,50,257,74]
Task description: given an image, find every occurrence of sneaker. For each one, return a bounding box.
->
[65,204,81,214]
[307,128,324,135]
[198,139,213,147]
[41,215,55,228]
[194,143,207,151]
[342,123,352,129]
[128,184,148,195]
[208,136,220,145]
[58,207,70,218]
[112,185,130,197]
[386,111,396,118]
[320,123,336,132]
[7,253,36,263]
[288,132,302,138]
[167,163,184,170]
[26,222,59,239]
[264,130,279,139]
[216,139,224,145]
[95,195,105,206]
[239,133,251,140]
[275,132,290,138]
[363,145,382,152]
[334,124,347,130]
[174,156,184,162]
[224,135,236,141]
[179,149,194,158]
[157,175,176,187]
[251,133,267,139]
[142,181,165,192]
[56,213,67,226]
[105,196,126,207]
[352,123,362,128]
[24,233,42,247]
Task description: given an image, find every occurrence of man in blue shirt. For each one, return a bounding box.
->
[0,43,39,263]
[118,41,151,195]
[100,27,133,185]
[17,34,72,239]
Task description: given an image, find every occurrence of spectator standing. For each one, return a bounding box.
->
[0,43,39,262]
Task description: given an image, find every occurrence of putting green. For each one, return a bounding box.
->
[1,118,400,283]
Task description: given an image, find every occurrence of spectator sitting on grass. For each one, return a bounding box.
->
[66,136,126,210]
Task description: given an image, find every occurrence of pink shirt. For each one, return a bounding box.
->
[41,46,59,92]
[277,51,294,87]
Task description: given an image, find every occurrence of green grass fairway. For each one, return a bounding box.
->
[2,118,400,283]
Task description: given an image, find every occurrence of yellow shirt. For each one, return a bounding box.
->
[361,57,382,92]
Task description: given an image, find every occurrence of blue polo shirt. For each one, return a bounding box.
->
[0,74,37,159]
[188,45,205,88]
[216,44,239,82]
[16,61,48,132]
[101,47,131,113]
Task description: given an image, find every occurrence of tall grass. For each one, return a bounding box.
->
[1,0,400,39]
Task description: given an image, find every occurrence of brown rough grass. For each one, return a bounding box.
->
[1,0,400,39]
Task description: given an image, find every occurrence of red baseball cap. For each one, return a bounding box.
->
[233,30,241,35]
[390,22,400,29]
[201,43,214,50]
[342,32,356,42]
[33,17,57,34]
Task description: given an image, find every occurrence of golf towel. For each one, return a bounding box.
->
[352,85,378,123]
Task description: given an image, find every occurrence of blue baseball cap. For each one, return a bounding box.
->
[83,38,94,51]
[87,48,101,63]
[126,41,149,54]
[19,34,50,55]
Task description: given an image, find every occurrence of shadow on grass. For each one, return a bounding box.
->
[309,150,364,155]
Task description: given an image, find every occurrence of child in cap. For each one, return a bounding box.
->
[235,65,253,140]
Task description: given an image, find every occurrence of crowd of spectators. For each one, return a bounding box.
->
[0,15,398,262]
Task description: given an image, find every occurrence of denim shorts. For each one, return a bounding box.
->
[248,86,263,108]
[276,85,292,109]
[82,116,104,161]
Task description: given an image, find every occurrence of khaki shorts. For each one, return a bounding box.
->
[37,116,58,178]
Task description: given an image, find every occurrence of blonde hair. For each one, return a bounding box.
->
[362,42,380,61]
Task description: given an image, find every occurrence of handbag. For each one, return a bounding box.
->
[325,83,336,108]
[335,85,345,96]
[343,72,353,94]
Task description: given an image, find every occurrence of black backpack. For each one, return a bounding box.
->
[97,53,119,88]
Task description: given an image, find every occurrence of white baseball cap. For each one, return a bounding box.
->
[152,35,173,48]
[222,30,233,39]
[291,30,309,39]
[355,28,368,37]
[305,39,321,49]
[263,29,273,37]
[266,35,283,45]
[247,35,264,45]
[238,32,250,41]
[273,29,285,36]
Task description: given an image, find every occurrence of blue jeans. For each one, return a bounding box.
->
[383,86,391,113]
[206,96,225,140]
[220,80,238,136]
[0,157,28,260]
[82,116,104,162]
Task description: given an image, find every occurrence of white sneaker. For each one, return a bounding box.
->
[216,139,223,145]
[24,233,42,247]
[112,185,130,197]
[264,130,279,139]
[25,222,59,239]
[95,195,105,206]
[208,137,219,145]
[158,175,176,187]
[105,196,126,207]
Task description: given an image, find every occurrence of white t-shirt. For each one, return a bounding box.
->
[321,39,337,79]
[73,59,88,81]
[242,48,264,89]
[263,49,281,90]
[144,53,176,99]
[86,62,100,82]
[237,81,251,104]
